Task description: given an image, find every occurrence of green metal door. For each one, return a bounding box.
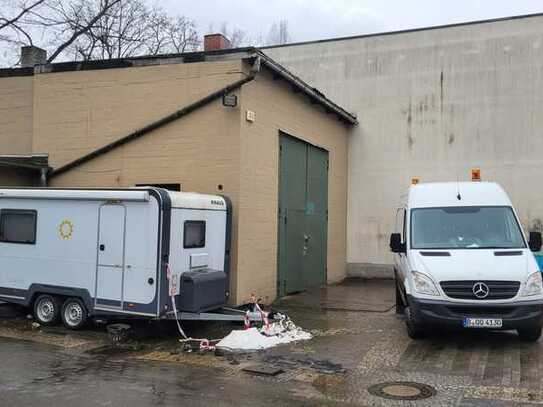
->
[278,133,328,296]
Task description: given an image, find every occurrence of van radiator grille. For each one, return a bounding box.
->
[440,280,520,300]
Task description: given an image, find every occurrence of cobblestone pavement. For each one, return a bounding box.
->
[2,279,543,406]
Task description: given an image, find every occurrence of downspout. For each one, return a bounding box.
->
[39,167,48,187]
[250,54,261,74]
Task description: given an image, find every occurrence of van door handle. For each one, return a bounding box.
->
[99,244,105,251]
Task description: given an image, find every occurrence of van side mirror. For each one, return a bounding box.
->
[389,233,406,253]
[529,232,542,252]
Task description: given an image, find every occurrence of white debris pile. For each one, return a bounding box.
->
[216,315,311,351]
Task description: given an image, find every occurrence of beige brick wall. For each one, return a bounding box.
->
[236,69,349,304]
[0,76,33,154]
[50,98,244,302]
[33,60,246,169]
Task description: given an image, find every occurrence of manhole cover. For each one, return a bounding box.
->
[367,381,436,400]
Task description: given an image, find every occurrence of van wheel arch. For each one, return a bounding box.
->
[394,269,407,314]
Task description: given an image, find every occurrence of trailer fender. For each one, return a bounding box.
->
[28,284,93,313]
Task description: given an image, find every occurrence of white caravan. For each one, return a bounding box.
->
[390,182,543,341]
[0,188,232,329]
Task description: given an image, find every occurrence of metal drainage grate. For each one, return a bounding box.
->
[367,381,437,401]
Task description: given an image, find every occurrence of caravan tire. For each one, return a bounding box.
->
[61,298,88,330]
[33,294,61,326]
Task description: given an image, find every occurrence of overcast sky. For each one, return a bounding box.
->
[157,0,543,44]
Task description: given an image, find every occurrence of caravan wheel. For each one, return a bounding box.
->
[61,298,88,330]
[34,294,61,326]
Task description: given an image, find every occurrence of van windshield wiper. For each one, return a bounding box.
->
[479,246,525,249]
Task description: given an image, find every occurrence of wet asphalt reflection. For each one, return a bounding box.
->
[2,279,543,406]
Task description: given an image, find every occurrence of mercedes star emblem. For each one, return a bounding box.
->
[472,282,490,299]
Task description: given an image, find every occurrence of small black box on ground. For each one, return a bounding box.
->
[176,270,227,313]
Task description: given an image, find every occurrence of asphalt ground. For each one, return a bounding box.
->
[1,279,543,406]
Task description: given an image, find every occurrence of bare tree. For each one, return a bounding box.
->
[0,0,200,66]
[0,0,48,48]
[166,16,199,53]
[216,22,247,48]
[68,1,200,60]
[0,0,46,34]
[229,28,246,48]
[86,0,149,59]
[266,19,290,45]
[46,0,123,62]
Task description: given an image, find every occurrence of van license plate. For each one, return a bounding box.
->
[463,318,503,328]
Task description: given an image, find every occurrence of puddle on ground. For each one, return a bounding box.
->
[263,354,347,374]
[85,344,143,356]
[312,373,348,397]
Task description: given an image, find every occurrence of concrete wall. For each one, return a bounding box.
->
[237,70,349,304]
[266,14,543,277]
[0,76,33,154]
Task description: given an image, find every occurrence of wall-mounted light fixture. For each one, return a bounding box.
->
[222,93,237,107]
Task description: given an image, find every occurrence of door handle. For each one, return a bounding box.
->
[304,234,311,242]
[99,244,105,251]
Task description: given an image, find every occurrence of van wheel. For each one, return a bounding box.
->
[61,298,88,330]
[517,325,542,342]
[33,294,61,326]
[405,306,426,339]
[395,282,405,315]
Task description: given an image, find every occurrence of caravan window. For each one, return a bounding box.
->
[183,221,206,248]
[0,209,37,244]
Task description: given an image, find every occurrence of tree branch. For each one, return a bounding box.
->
[46,0,121,63]
[0,0,47,31]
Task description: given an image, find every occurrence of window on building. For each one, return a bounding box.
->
[0,210,37,244]
[183,221,206,248]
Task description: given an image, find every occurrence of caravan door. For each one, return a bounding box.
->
[95,204,126,308]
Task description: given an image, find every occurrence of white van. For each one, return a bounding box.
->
[390,182,543,341]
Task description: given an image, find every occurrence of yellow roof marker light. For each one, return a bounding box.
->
[471,168,481,182]
[411,177,420,185]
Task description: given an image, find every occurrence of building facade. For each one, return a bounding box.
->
[267,13,543,277]
[0,47,355,305]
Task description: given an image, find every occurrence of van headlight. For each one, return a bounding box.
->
[523,272,543,297]
[412,271,439,296]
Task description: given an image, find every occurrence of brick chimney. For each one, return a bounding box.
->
[204,34,231,52]
[21,46,47,67]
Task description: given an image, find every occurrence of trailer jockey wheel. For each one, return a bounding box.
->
[34,294,61,326]
[61,298,88,330]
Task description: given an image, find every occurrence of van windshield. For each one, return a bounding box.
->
[411,206,526,250]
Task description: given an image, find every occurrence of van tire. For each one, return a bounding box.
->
[33,294,61,326]
[395,281,405,315]
[405,306,426,339]
[61,298,88,330]
[517,325,542,342]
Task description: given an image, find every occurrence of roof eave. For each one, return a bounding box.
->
[256,52,358,125]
